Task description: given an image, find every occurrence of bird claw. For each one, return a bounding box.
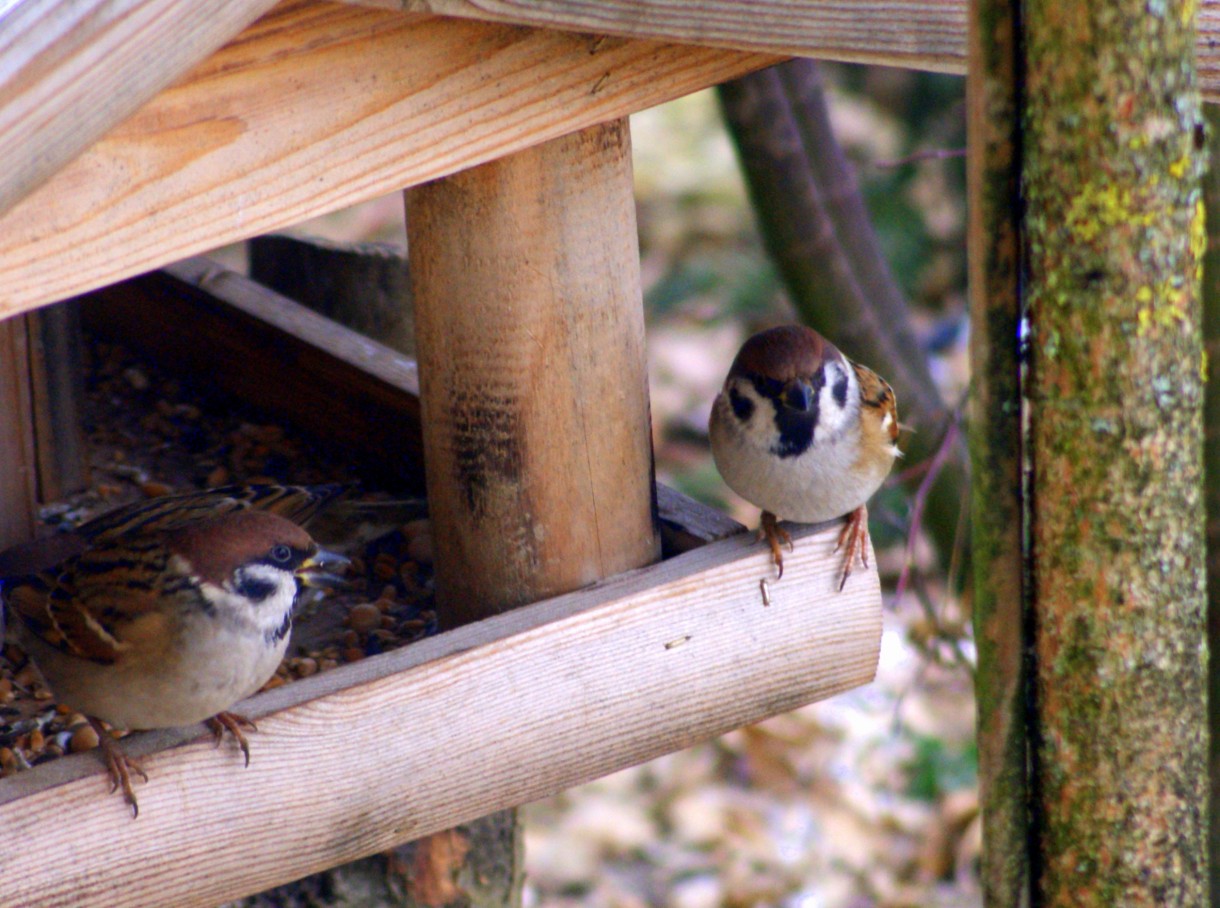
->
[834,506,871,591]
[207,711,257,767]
[759,511,792,579]
[88,717,146,818]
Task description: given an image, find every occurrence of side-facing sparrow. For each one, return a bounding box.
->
[710,325,900,588]
[0,484,350,815]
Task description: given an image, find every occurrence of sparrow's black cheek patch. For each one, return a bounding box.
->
[832,373,849,408]
[235,574,277,603]
[729,386,754,422]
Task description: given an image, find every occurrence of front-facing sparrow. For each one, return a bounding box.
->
[710,325,900,587]
[0,484,350,815]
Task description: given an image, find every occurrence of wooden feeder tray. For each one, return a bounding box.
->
[0,260,882,907]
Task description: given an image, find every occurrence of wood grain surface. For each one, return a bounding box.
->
[358,0,1220,98]
[0,0,276,215]
[407,120,661,624]
[397,0,967,70]
[0,520,881,908]
[0,1,776,318]
[0,318,38,550]
[403,118,660,892]
[10,0,1220,322]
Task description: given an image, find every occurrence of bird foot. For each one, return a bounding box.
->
[207,711,258,767]
[834,505,871,591]
[759,511,793,579]
[88,717,147,818]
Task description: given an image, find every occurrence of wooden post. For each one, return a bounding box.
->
[407,119,660,627]
[26,303,89,501]
[404,119,659,904]
[0,315,39,550]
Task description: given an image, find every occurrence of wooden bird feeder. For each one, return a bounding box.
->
[0,2,972,903]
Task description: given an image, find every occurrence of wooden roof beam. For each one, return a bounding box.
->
[0,0,276,215]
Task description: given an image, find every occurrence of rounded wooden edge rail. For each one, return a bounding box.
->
[0,520,881,908]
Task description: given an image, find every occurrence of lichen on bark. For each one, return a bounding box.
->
[1024,1,1207,905]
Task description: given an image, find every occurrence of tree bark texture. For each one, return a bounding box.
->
[718,62,966,574]
[1024,2,1207,904]
[966,0,1028,901]
[1201,101,1220,908]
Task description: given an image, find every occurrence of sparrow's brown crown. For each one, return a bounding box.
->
[168,510,316,589]
[727,324,842,383]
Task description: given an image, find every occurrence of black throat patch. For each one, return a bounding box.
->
[750,374,820,459]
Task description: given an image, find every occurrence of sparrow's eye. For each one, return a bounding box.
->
[269,544,294,565]
[782,380,814,412]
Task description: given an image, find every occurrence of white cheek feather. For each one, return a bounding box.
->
[721,379,775,447]
[812,360,859,445]
[201,563,299,636]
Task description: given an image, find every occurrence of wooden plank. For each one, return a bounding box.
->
[393,0,967,71]
[0,317,38,551]
[248,234,415,354]
[354,0,1220,99]
[0,1,778,319]
[0,0,276,216]
[967,0,1029,901]
[280,0,1220,106]
[0,519,881,908]
[656,482,745,555]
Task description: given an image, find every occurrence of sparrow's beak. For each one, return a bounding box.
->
[296,547,352,590]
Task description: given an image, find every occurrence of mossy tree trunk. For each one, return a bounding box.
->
[1023,1,1208,905]
[1201,102,1220,907]
[966,0,1027,900]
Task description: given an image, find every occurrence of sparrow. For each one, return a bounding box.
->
[709,325,900,588]
[0,483,351,815]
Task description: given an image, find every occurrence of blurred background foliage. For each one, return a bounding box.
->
[283,60,977,908]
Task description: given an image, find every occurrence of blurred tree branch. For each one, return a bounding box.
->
[717,60,967,575]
